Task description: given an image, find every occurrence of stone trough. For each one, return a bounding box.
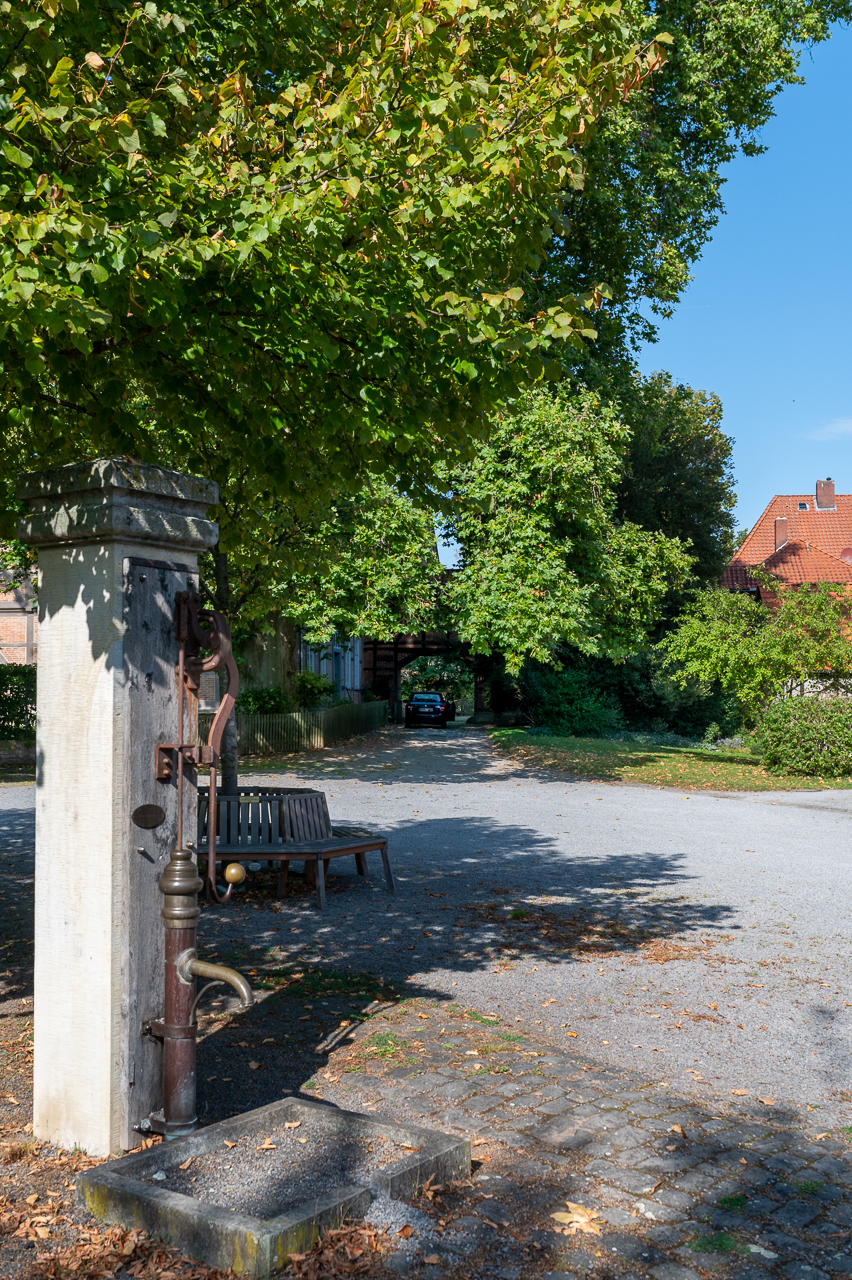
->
[77,1097,470,1278]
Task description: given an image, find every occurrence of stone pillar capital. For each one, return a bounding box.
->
[16,458,218,551]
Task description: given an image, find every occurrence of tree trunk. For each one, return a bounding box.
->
[210,543,239,792]
[220,699,239,793]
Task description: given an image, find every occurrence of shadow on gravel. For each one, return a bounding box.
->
[204,810,737,975]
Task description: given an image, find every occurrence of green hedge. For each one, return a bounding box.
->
[0,665,36,739]
[757,696,852,776]
[520,666,624,737]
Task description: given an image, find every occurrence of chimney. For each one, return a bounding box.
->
[816,478,836,510]
[775,517,788,549]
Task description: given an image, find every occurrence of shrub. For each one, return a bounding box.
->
[0,665,36,739]
[235,686,293,715]
[295,670,337,709]
[520,665,624,737]
[756,696,852,776]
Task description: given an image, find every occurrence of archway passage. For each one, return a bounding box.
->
[362,632,489,721]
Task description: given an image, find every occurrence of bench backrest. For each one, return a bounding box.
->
[287,792,332,842]
[197,789,330,849]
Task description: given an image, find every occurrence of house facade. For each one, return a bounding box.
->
[0,570,37,665]
[299,633,364,702]
[723,478,852,595]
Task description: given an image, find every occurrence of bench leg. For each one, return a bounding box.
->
[305,860,316,887]
[315,856,326,911]
[323,857,330,883]
[276,862,289,898]
[380,844,396,894]
[355,851,368,879]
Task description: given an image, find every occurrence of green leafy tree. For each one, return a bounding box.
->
[613,372,736,586]
[542,0,852,350]
[221,478,443,641]
[660,581,852,724]
[444,385,693,671]
[0,0,671,544]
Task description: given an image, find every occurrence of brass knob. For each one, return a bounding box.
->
[224,862,246,885]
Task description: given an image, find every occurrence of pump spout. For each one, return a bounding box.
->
[179,953,254,1008]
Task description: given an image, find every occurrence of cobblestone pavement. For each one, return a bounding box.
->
[300,995,852,1279]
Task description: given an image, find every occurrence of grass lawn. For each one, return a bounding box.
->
[489,728,852,792]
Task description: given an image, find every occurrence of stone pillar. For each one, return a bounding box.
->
[17,459,218,1157]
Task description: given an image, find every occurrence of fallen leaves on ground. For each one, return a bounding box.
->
[464,900,718,966]
[550,1202,604,1235]
[16,1224,239,1278]
[287,1223,389,1278]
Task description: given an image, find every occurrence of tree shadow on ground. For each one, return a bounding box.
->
[192,813,737,1121]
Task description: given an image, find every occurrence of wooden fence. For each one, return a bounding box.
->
[198,700,388,756]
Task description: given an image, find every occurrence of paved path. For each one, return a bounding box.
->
[201,725,852,1127]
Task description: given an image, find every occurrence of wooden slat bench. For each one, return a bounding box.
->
[197,787,394,910]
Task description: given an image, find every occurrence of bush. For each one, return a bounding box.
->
[756,697,852,776]
[520,665,624,737]
[235,686,293,715]
[0,665,36,739]
[295,670,337,710]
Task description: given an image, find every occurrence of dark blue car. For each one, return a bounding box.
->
[404,691,454,728]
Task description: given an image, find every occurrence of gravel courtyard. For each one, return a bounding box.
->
[216,723,852,1124]
[4,723,852,1278]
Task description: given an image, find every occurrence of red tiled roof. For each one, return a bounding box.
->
[724,493,852,589]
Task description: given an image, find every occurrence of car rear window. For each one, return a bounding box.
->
[410,693,442,702]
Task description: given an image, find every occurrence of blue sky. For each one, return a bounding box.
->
[637,23,852,534]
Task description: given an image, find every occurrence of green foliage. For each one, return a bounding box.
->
[756,699,852,777]
[235,686,293,715]
[400,656,473,702]
[661,582,852,723]
[521,663,624,736]
[444,386,692,671]
[0,0,671,543]
[613,372,736,587]
[546,0,852,351]
[718,1193,749,1213]
[0,665,36,739]
[294,670,336,710]
[256,480,443,640]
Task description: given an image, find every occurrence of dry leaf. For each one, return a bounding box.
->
[258,1140,276,1151]
[550,1202,603,1236]
[670,1124,685,1136]
[566,1031,578,1038]
[249,1061,261,1070]
[731,1089,748,1096]
[424,1255,440,1265]
[298,1137,307,1144]
[758,1097,775,1106]
[178,1158,192,1170]
[397,1224,414,1239]
[25,1194,38,1205]
[223,1140,237,1148]
[85,51,106,69]
[283,1121,302,1130]
[740,1157,748,1165]
[708,1002,718,1010]
[815,1132,831,1140]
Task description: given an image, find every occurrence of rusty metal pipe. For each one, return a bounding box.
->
[178,952,254,1008]
[140,845,253,1141]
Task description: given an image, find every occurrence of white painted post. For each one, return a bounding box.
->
[17,459,218,1156]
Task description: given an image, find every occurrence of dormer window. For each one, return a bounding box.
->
[798,502,808,510]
